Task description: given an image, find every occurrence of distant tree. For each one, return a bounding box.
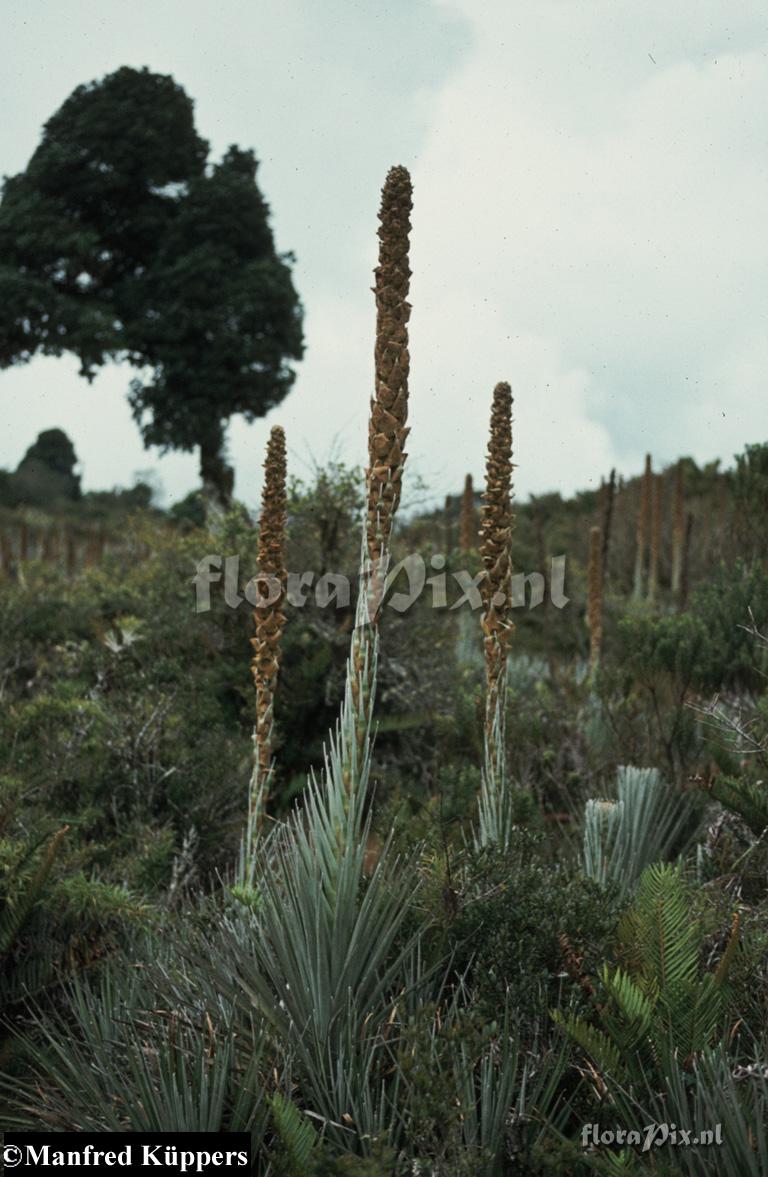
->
[125,146,304,500]
[12,428,81,505]
[0,67,304,504]
[732,442,768,563]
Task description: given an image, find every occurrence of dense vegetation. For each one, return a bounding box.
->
[1,161,768,1176]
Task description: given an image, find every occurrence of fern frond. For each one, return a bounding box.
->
[631,864,699,1004]
[269,1092,319,1176]
[0,825,68,957]
[707,775,768,836]
[600,966,653,1051]
[551,1010,624,1079]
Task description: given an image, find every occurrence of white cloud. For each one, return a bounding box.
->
[406,0,768,493]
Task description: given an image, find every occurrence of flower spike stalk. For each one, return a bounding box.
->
[633,454,652,599]
[247,425,288,847]
[648,472,662,602]
[367,164,412,571]
[600,467,616,588]
[587,524,603,678]
[459,473,476,553]
[477,381,516,848]
[671,459,685,599]
[343,165,412,800]
[480,382,515,708]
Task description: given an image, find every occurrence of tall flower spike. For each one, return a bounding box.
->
[587,524,603,678]
[600,468,616,588]
[633,454,652,600]
[480,382,515,701]
[648,473,662,602]
[343,167,412,800]
[671,459,685,599]
[249,425,288,829]
[459,473,476,553]
[480,383,515,692]
[477,381,515,847]
[367,165,412,571]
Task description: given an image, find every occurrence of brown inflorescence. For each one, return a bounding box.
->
[366,165,413,570]
[633,454,652,599]
[671,459,685,599]
[600,468,616,588]
[459,473,476,553]
[250,426,288,796]
[648,473,663,601]
[480,382,515,707]
[587,524,603,677]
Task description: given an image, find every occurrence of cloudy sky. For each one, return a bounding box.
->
[2,0,767,511]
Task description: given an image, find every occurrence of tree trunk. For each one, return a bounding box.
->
[199,424,234,519]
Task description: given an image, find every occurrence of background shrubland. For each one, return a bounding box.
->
[2,431,768,1174]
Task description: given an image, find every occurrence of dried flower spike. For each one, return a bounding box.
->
[250,425,288,812]
[587,524,603,677]
[671,459,685,598]
[459,474,476,553]
[648,473,662,601]
[480,381,515,708]
[633,454,652,599]
[367,164,412,568]
[600,468,616,588]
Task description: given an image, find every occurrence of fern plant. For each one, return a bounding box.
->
[554,864,738,1088]
[709,775,768,836]
[0,816,69,1009]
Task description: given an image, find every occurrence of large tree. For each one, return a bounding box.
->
[0,67,304,503]
[9,428,81,506]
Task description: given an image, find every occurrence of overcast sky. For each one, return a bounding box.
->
[2,0,767,512]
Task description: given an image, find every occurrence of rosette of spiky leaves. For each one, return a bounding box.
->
[1,960,271,1134]
[606,1045,768,1177]
[247,426,287,846]
[582,766,699,900]
[366,164,412,572]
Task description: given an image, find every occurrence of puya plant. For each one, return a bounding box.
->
[223,167,554,1170]
[219,166,427,1156]
[582,765,700,901]
[606,1043,768,1177]
[243,424,288,877]
[554,862,739,1089]
[476,381,517,851]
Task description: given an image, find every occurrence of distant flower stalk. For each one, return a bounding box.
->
[480,381,515,784]
[249,425,288,832]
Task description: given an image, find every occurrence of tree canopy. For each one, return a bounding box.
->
[0,66,304,501]
[2,428,81,506]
